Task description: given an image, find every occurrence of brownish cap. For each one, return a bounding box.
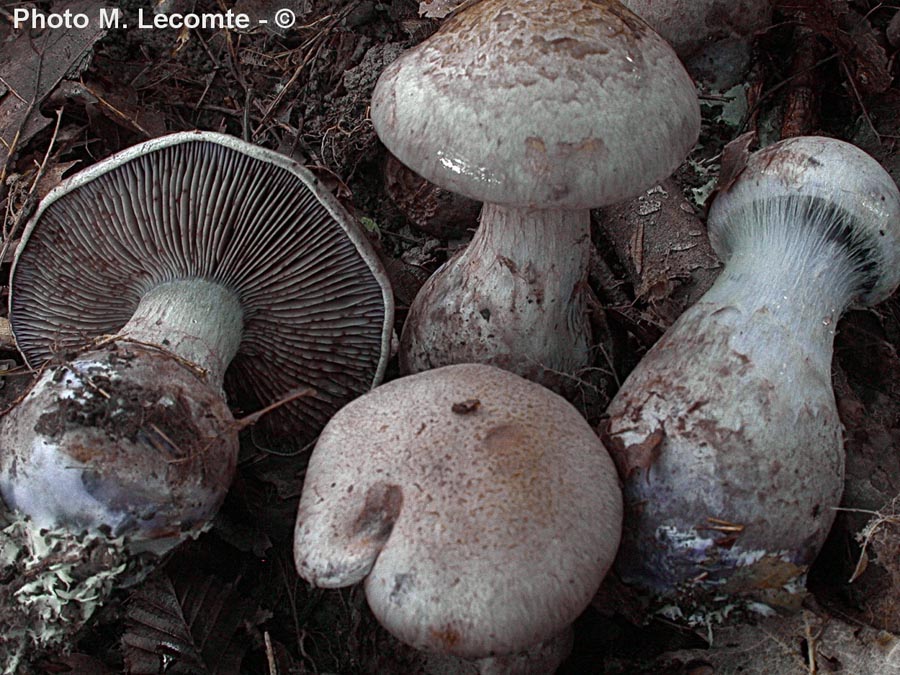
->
[294,363,622,658]
[9,131,394,442]
[371,0,699,209]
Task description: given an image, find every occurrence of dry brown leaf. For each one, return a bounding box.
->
[601,423,665,479]
[33,159,78,200]
[123,556,269,675]
[715,131,757,200]
[418,0,479,19]
[76,79,168,138]
[0,0,108,168]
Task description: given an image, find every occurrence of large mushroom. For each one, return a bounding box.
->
[0,131,393,554]
[371,0,699,389]
[294,363,623,672]
[602,136,900,604]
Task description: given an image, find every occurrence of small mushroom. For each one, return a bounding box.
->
[602,137,900,604]
[0,131,393,554]
[294,363,622,671]
[621,0,771,88]
[621,0,770,59]
[371,0,699,389]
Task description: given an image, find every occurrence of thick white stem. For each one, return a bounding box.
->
[699,247,851,381]
[119,279,243,388]
[605,214,859,599]
[400,204,591,387]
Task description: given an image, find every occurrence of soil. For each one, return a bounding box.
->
[1,1,900,673]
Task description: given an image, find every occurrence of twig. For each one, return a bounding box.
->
[252,5,357,138]
[232,387,317,431]
[0,107,63,263]
[804,613,825,674]
[79,81,152,136]
[264,631,278,675]
[840,60,882,144]
[739,54,839,134]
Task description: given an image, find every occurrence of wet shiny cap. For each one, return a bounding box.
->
[708,136,900,306]
[371,0,700,209]
[9,131,394,443]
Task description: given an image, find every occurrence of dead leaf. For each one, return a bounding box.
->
[123,557,269,675]
[33,159,78,200]
[0,0,108,169]
[418,0,484,19]
[67,79,168,138]
[601,423,665,479]
[418,0,466,18]
[715,131,756,200]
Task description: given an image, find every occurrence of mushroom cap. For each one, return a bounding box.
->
[371,0,700,209]
[621,0,771,58]
[708,136,900,306]
[294,363,622,659]
[9,131,394,443]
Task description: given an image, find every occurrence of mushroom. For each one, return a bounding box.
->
[620,0,771,88]
[294,363,622,671]
[0,131,393,554]
[371,0,699,390]
[620,0,771,59]
[602,136,900,604]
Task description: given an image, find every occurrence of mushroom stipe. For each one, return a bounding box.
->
[371,0,699,392]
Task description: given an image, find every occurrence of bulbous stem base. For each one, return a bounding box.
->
[0,343,238,555]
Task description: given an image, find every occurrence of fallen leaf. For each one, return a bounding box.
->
[418,0,464,18]
[714,131,757,200]
[418,0,478,19]
[0,0,108,169]
[123,557,269,675]
[600,423,665,479]
[64,79,168,138]
[33,159,79,201]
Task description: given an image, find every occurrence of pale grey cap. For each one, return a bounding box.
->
[9,131,394,442]
[621,0,771,58]
[371,0,700,209]
[708,136,900,306]
[294,363,622,659]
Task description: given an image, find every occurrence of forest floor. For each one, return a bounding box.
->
[2,1,900,673]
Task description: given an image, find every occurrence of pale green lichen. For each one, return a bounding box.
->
[0,511,135,673]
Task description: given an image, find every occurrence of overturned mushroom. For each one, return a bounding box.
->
[0,131,393,554]
[372,0,699,390]
[294,363,622,672]
[603,136,900,605]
